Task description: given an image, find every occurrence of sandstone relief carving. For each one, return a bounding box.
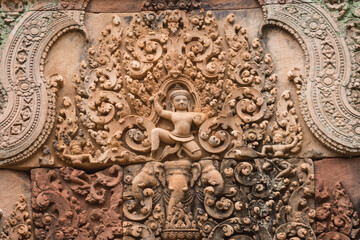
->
[261,0,360,154]
[123,158,315,239]
[1,0,358,165]
[142,0,201,11]
[0,194,31,240]
[53,6,303,168]
[0,0,358,239]
[0,0,89,166]
[316,182,360,240]
[31,166,123,239]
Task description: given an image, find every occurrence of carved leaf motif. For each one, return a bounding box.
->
[31,166,123,239]
[315,182,360,239]
[124,158,315,239]
[0,194,31,240]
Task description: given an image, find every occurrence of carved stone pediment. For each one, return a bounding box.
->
[0,0,359,167]
[1,0,360,239]
[48,7,303,169]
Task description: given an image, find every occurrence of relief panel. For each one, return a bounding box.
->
[1,0,359,167]
[31,166,123,239]
[52,7,303,169]
[123,158,315,239]
[315,158,360,240]
[0,170,32,239]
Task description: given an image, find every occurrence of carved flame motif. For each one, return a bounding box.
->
[55,8,302,167]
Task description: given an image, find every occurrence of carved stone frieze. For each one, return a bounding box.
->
[31,166,123,239]
[262,1,360,154]
[317,0,360,114]
[142,0,201,11]
[123,158,315,239]
[315,157,360,240]
[0,0,360,239]
[5,0,358,165]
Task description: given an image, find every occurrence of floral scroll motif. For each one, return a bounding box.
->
[123,158,315,239]
[0,194,31,240]
[31,166,123,239]
[58,8,302,167]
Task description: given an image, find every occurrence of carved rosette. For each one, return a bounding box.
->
[123,158,315,239]
[31,166,123,239]
[262,1,360,153]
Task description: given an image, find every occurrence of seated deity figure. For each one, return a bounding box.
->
[261,130,299,157]
[150,85,207,161]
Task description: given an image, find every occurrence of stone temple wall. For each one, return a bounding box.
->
[0,0,359,239]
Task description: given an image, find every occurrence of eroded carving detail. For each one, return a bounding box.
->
[315,182,360,240]
[39,145,55,167]
[142,0,201,11]
[318,0,360,115]
[123,158,315,239]
[262,90,302,157]
[0,194,31,240]
[31,166,123,239]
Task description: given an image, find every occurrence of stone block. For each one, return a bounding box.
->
[315,158,360,239]
[123,158,315,239]
[0,170,32,239]
[31,166,123,239]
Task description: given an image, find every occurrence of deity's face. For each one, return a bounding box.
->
[71,144,82,155]
[172,95,189,111]
[273,133,283,144]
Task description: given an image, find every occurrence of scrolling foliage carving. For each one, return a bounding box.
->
[0,194,31,240]
[315,182,360,240]
[55,7,302,167]
[123,158,315,239]
[31,166,123,239]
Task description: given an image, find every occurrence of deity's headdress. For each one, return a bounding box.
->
[169,84,191,101]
